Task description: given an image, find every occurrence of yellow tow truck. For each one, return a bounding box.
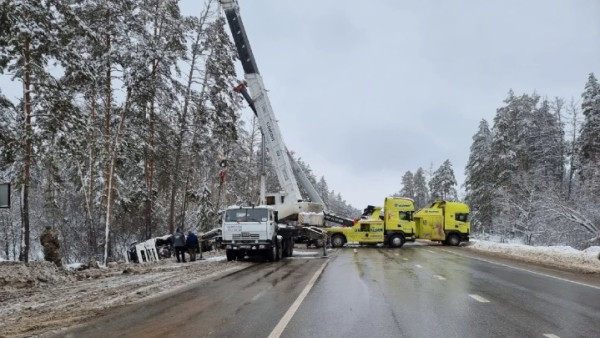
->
[326,198,470,248]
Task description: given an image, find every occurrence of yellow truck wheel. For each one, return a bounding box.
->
[446,233,461,246]
[388,234,405,248]
[331,234,345,248]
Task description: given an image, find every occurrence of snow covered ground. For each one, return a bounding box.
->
[0,243,598,337]
[464,239,600,273]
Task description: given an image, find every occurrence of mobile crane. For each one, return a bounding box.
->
[219,0,354,261]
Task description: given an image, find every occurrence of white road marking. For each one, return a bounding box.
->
[434,275,446,281]
[426,250,435,253]
[268,259,328,338]
[469,294,490,303]
[440,249,600,290]
[415,264,422,268]
[402,258,409,261]
[543,334,561,338]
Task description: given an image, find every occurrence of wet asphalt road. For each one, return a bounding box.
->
[55,245,600,338]
[284,244,600,338]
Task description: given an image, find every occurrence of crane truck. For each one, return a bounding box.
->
[327,198,470,248]
[219,0,355,261]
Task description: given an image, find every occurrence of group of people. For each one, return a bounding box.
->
[173,228,200,263]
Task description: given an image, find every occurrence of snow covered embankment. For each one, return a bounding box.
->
[465,240,600,274]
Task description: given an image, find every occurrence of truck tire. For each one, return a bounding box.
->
[265,245,277,262]
[286,239,294,257]
[389,234,406,248]
[276,239,282,261]
[446,233,461,246]
[331,234,345,248]
[226,249,235,261]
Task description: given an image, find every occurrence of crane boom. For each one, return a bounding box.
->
[221,1,301,202]
[220,0,323,222]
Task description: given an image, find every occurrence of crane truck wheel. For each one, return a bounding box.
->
[226,249,235,261]
[276,238,282,261]
[331,234,345,248]
[389,234,406,248]
[268,246,277,262]
[446,233,461,246]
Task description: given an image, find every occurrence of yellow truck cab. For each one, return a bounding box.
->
[327,197,417,248]
[413,201,470,246]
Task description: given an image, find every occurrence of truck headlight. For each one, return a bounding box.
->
[259,245,265,249]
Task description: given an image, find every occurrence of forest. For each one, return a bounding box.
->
[1,0,599,266]
[395,74,600,250]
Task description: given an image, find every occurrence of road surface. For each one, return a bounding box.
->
[53,244,600,338]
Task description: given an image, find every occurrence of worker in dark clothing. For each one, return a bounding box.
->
[186,231,200,262]
[173,228,187,263]
[40,226,62,267]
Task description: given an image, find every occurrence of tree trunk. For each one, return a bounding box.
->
[167,4,211,234]
[103,88,131,266]
[20,35,32,262]
[102,11,113,263]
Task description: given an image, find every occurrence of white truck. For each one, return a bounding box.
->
[219,0,343,261]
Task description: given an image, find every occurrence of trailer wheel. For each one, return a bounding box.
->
[331,234,345,248]
[446,233,461,246]
[226,249,235,261]
[389,234,406,248]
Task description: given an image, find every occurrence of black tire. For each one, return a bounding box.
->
[446,233,461,246]
[331,234,345,248]
[276,238,282,261]
[265,244,277,262]
[287,239,294,257]
[388,234,406,248]
[226,249,235,262]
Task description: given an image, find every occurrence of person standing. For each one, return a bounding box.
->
[40,226,62,267]
[186,231,200,262]
[173,228,187,263]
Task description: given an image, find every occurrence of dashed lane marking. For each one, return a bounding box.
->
[268,259,328,338]
[426,250,435,253]
[440,249,600,290]
[415,264,423,268]
[434,275,446,281]
[469,294,490,303]
[543,334,561,338]
[402,258,409,261]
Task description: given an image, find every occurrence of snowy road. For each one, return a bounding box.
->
[46,244,600,338]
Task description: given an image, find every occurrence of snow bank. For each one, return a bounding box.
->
[467,240,600,273]
[0,261,68,289]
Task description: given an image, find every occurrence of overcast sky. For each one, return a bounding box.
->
[180,0,599,209]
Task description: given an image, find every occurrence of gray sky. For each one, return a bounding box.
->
[2,1,598,210]
[180,0,598,209]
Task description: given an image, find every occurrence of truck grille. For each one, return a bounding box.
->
[232,233,260,241]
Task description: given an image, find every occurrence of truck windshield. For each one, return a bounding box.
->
[225,208,268,222]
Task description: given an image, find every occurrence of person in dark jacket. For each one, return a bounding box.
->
[173,228,187,263]
[186,231,200,262]
[40,226,62,267]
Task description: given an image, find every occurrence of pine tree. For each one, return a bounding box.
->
[429,160,458,201]
[395,171,415,199]
[413,168,429,209]
[576,73,600,201]
[465,119,495,234]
